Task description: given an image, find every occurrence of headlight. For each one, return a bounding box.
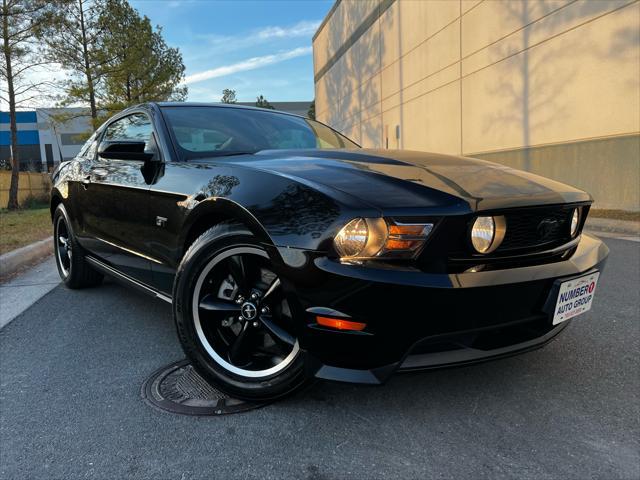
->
[334,218,433,260]
[570,208,580,237]
[470,215,506,254]
[334,218,382,258]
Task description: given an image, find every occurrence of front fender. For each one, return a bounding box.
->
[50,161,77,226]
[179,197,275,250]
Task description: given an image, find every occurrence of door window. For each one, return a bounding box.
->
[101,113,159,160]
[104,113,153,143]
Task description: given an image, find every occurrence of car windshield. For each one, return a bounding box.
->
[161,106,359,160]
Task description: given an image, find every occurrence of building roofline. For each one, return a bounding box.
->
[312,0,342,42]
[313,0,395,83]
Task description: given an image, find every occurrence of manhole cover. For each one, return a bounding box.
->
[142,359,265,415]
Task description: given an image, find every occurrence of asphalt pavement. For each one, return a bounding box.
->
[0,238,638,480]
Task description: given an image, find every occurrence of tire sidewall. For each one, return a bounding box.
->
[53,204,75,286]
[173,225,308,401]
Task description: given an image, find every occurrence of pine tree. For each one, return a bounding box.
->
[36,0,106,126]
[255,94,274,110]
[98,0,186,119]
[221,89,236,104]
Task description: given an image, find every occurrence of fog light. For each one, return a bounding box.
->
[471,215,506,254]
[570,208,580,237]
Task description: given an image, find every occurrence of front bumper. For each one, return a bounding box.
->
[283,234,609,384]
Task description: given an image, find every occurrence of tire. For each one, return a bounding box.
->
[53,204,103,289]
[173,223,311,401]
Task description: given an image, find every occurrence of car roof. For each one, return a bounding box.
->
[145,101,306,119]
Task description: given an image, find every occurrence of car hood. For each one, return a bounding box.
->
[228,149,591,213]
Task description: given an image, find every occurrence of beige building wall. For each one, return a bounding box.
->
[313,0,640,211]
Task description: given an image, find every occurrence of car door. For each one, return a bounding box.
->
[77,112,160,285]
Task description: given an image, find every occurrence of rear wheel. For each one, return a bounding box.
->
[174,224,310,401]
[53,204,103,288]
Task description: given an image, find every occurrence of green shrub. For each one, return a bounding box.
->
[21,193,49,210]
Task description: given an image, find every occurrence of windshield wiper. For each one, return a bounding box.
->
[208,151,257,158]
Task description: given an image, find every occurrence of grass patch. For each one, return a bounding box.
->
[0,206,52,255]
[590,209,640,222]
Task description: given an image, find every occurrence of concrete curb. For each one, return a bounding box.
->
[0,237,53,279]
[585,217,640,236]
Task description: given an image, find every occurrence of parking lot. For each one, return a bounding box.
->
[1,237,638,480]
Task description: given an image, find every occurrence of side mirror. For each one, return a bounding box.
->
[98,141,154,162]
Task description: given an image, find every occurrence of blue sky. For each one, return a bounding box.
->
[130,0,333,103]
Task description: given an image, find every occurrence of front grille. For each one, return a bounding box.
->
[499,206,575,251]
[423,203,590,273]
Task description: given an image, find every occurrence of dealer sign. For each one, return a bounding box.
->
[552,271,600,325]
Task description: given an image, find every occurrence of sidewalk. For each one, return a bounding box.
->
[585,216,640,242]
[585,216,640,235]
[0,257,60,329]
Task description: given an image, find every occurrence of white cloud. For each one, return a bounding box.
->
[165,0,198,8]
[194,19,321,54]
[184,46,312,85]
[255,20,321,40]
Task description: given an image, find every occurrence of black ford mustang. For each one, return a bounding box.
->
[50,103,609,400]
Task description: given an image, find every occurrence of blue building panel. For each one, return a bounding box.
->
[0,130,40,146]
[0,111,38,124]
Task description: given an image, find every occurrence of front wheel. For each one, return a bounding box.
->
[173,224,311,401]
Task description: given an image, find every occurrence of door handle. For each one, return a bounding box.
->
[82,168,108,189]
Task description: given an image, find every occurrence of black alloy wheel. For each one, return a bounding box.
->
[55,214,72,278]
[53,204,103,288]
[174,224,310,401]
[192,247,299,377]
